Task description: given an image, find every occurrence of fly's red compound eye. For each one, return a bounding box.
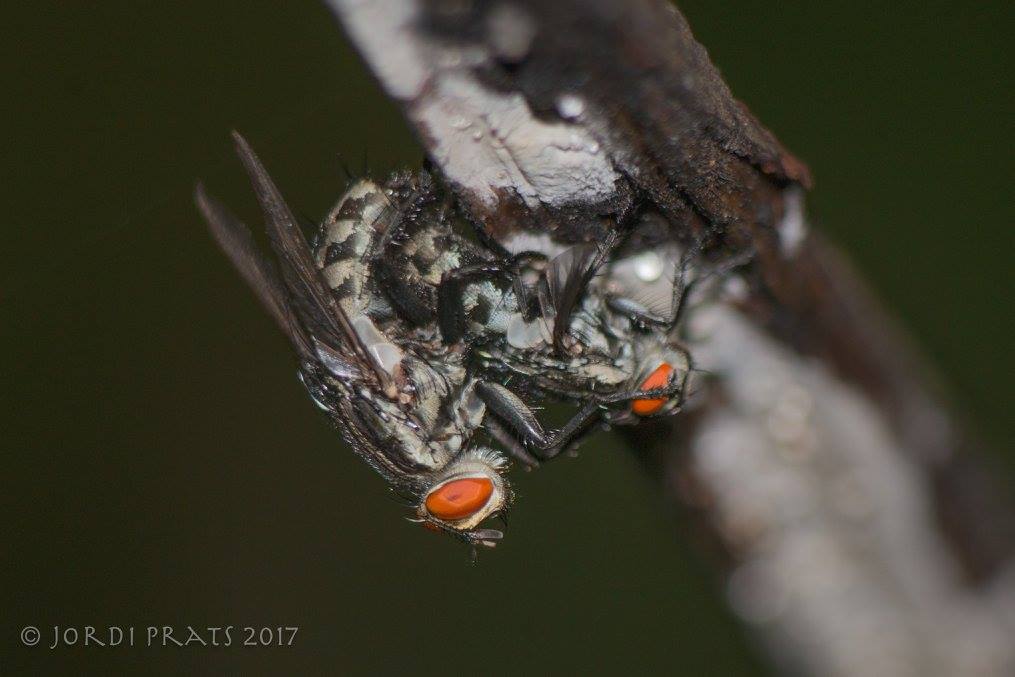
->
[425,477,494,521]
[631,362,675,416]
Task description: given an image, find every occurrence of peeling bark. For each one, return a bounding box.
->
[327,1,1015,674]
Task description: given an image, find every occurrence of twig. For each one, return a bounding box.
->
[327,1,1015,674]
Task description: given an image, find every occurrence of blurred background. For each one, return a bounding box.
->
[2,2,1011,674]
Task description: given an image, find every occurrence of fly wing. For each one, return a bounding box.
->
[195,182,314,360]
[230,131,392,391]
[544,232,619,353]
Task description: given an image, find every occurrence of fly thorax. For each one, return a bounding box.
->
[400,352,456,432]
[350,384,437,470]
[578,361,629,390]
[423,379,485,463]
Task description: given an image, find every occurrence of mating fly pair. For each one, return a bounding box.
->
[196,133,701,549]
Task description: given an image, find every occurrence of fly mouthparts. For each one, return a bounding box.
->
[469,528,504,548]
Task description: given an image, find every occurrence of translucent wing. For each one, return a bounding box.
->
[230,131,392,391]
[195,182,314,360]
[544,232,618,353]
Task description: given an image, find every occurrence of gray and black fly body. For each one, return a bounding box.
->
[197,133,508,548]
[431,230,701,467]
[197,133,742,547]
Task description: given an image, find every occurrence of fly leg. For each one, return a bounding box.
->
[667,245,755,332]
[475,382,604,461]
[478,360,690,462]
[483,414,542,469]
[667,246,695,331]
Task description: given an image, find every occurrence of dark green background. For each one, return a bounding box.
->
[3,2,1011,674]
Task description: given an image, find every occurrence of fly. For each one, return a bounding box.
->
[195,132,508,548]
[196,135,744,546]
[433,233,705,467]
[350,171,716,470]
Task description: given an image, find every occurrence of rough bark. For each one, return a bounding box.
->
[327,1,1015,674]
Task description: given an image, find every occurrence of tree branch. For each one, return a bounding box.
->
[327,1,1015,674]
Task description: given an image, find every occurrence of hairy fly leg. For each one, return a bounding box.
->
[474,345,691,461]
[475,382,604,461]
[421,232,693,460]
[482,414,541,469]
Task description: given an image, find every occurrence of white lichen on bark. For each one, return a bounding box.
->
[332,0,620,209]
[684,301,1015,677]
